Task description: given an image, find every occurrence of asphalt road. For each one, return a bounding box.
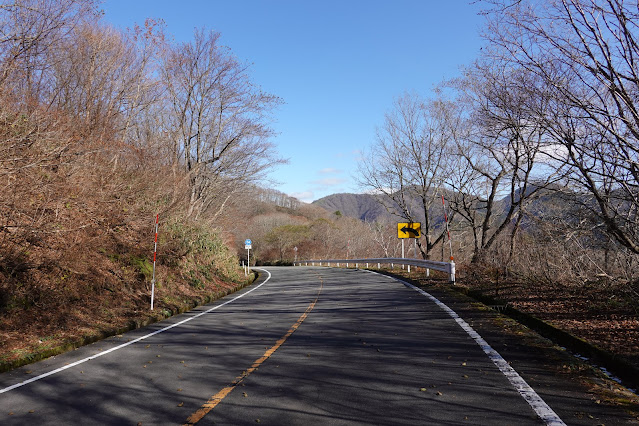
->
[0,266,610,425]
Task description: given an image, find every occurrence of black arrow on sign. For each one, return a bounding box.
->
[400,226,419,237]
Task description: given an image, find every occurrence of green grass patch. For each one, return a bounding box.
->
[129,255,153,282]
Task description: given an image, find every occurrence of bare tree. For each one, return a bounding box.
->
[0,0,99,104]
[447,60,560,264]
[48,20,160,143]
[307,218,342,259]
[265,224,310,262]
[358,92,454,259]
[160,28,284,221]
[484,0,639,254]
[366,219,400,258]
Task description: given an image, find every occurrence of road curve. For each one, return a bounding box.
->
[0,266,570,425]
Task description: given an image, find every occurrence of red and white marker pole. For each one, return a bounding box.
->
[441,195,454,262]
[151,214,159,311]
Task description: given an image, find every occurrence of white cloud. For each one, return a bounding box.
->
[539,143,568,161]
[290,191,314,203]
[334,149,363,161]
[362,187,388,195]
[351,149,364,161]
[310,177,347,186]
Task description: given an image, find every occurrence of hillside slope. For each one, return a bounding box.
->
[313,193,401,222]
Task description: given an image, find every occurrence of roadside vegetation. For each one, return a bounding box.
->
[0,0,275,368]
[0,0,637,388]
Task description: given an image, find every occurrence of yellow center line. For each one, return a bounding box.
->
[184,277,324,425]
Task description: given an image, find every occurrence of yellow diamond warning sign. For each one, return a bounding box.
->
[397,222,421,239]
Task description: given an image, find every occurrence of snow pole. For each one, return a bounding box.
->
[441,195,453,262]
[151,214,159,310]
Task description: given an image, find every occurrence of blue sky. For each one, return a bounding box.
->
[102,0,486,203]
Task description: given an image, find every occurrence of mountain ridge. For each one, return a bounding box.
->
[312,192,400,222]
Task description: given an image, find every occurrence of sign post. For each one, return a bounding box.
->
[244,239,252,276]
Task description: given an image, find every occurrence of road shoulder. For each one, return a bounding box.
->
[380,271,639,425]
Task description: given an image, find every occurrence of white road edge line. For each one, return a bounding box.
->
[378,272,566,426]
[0,268,272,395]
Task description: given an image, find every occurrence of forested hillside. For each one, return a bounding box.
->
[0,0,283,368]
[313,193,395,222]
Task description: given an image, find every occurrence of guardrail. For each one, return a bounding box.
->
[294,257,455,283]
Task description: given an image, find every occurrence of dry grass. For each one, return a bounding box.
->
[400,265,639,370]
[0,104,248,368]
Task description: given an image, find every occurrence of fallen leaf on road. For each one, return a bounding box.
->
[177,402,184,407]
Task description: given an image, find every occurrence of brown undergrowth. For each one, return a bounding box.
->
[394,265,639,379]
[458,264,639,369]
[0,211,250,370]
[0,148,248,371]
[0,216,247,369]
[0,102,252,371]
[384,266,639,421]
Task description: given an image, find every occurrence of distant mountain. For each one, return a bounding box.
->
[313,187,588,231]
[312,192,431,223]
[312,193,398,222]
